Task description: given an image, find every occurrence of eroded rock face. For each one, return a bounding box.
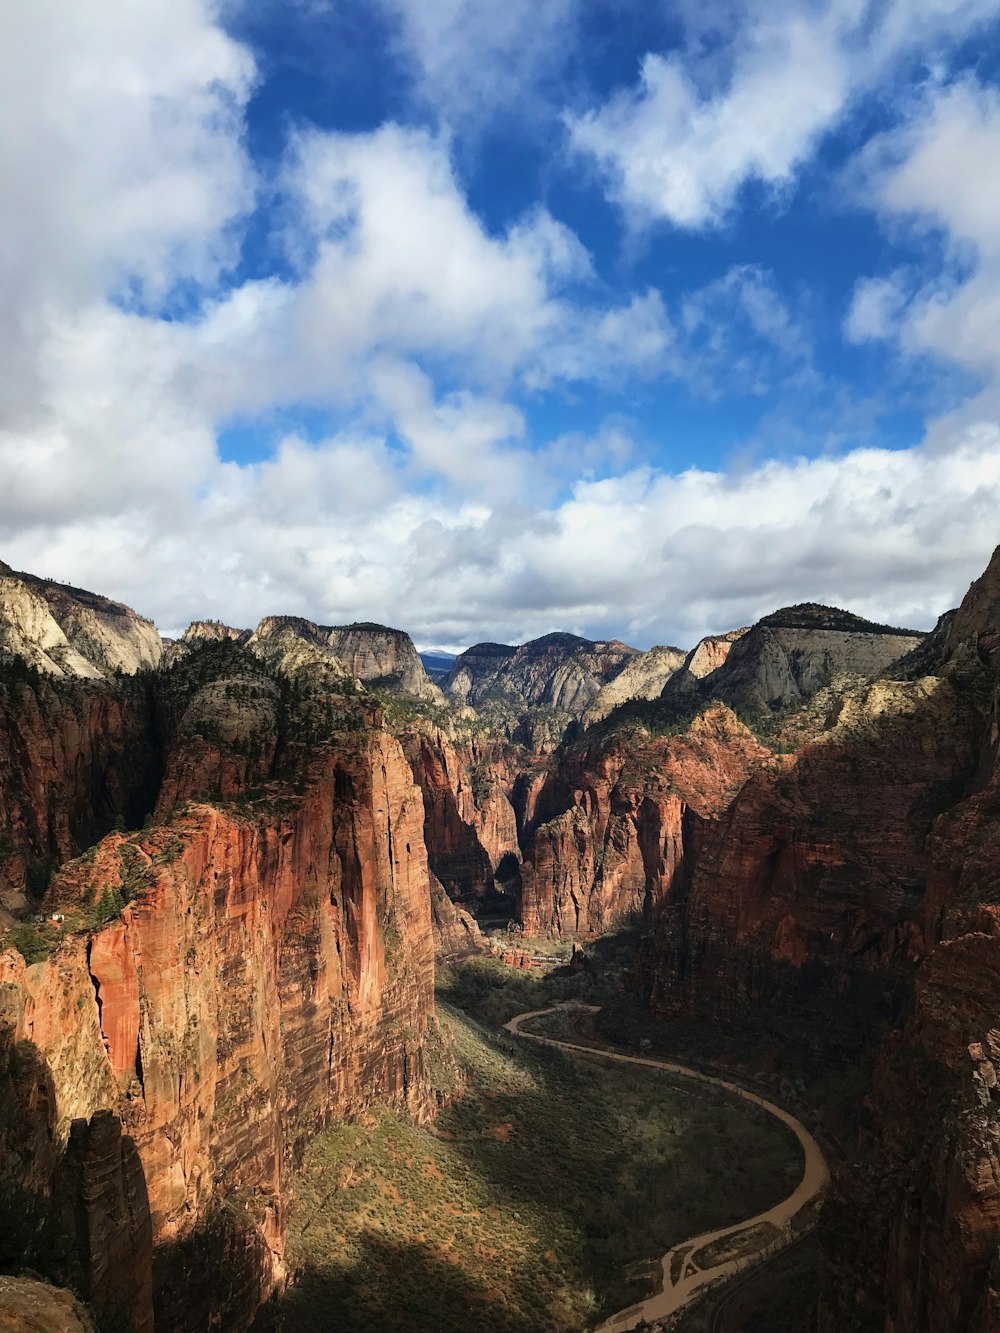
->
[518,704,768,935]
[446,633,639,738]
[661,627,749,699]
[815,549,1000,1333]
[403,729,520,903]
[583,644,687,725]
[2,725,436,1330]
[430,872,490,958]
[247,616,442,701]
[0,672,160,915]
[0,1275,95,1332]
[0,565,161,679]
[645,673,977,1046]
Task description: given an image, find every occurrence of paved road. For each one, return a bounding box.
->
[503,1004,829,1333]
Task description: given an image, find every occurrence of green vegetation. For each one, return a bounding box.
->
[2,921,62,964]
[758,604,922,636]
[265,961,802,1333]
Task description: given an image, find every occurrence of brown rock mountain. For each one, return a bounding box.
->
[0,627,436,1329]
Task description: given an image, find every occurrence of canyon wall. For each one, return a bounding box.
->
[0,634,440,1331]
[517,704,768,936]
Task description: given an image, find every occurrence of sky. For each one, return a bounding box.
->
[2,0,1000,652]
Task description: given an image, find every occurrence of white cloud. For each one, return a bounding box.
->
[844,273,912,343]
[851,77,1000,391]
[8,415,1000,651]
[568,0,998,230]
[0,0,255,421]
[377,0,578,128]
[3,0,999,662]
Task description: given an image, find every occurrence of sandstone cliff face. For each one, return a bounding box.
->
[17,573,162,675]
[0,1275,95,1331]
[326,624,440,699]
[1,725,436,1330]
[821,927,1000,1333]
[661,627,749,699]
[0,565,161,679]
[429,872,490,958]
[447,633,639,729]
[518,704,768,936]
[402,729,520,904]
[0,671,160,916]
[645,673,978,1046]
[246,616,442,701]
[0,572,104,680]
[817,547,1000,1333]
[583,644,687,725]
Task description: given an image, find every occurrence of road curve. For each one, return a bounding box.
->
[503,1004,829,1333]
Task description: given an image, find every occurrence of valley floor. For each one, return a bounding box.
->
[257,957,803,1332]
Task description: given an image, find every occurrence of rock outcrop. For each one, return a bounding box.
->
[518,704,769,935]
[0,1275,95,1332]
[661,627,749,700]
[0,564,161,679]
[672,606,923,719]
[583,644,687,725]
[448,632,637,713]
[0,609,441,1330]
[1,722,436,1329]
[0,670,160,915]
[403,729,521,904]
[246,616,442,701]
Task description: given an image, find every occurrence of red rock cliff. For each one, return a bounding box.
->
[2,726,435,1331]
[518,704,768,935]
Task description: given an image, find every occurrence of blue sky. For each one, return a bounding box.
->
[2,0,1000,650]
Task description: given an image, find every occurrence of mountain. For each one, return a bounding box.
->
[659,605,923,718]
[0,563,161,679]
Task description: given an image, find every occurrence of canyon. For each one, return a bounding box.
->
[2,550,1000,1330]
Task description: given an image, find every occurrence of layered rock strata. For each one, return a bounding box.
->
[517,704,768,935]
[0,629,439,1331]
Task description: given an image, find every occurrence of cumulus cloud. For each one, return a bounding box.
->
[3,0,999,661]
[568,0,998,230]
[853,78,1000,388]
[8,416,1000,651]
[0,0,255,420]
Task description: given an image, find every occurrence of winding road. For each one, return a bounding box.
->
[502,1004,829,1333]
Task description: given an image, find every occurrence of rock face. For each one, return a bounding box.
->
[627,548,1000,1332]
[815,548,1000,1333]
[246,616,441,700]
[326,623,440,698]
[0,1275,95,1332]
[661,627,749,699]
[518,704,769,935]
[403,729,521,904]
[1,726,435,1330]
[0,671,160,916]
[645,671,976,1048]
[446,633,640,743]
[429,873,490,958]
[675,606,923,717]
[0,564,161,679]
[0,615,440,1331]
[583,644,687,725]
